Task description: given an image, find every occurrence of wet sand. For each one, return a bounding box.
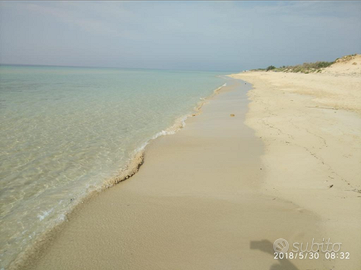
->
[20,78,336,270]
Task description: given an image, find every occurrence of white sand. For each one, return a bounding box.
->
[230,62,361,269]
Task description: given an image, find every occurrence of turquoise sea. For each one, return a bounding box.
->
[0,65,227,268]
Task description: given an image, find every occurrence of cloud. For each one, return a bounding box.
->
[11,2,138,39]
[0,1,360,70]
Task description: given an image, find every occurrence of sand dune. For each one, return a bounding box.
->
[323,54,361,76]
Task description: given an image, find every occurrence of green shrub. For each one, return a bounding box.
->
[268,60,334,74]
[254,58,338,74]
[266,65,276,71]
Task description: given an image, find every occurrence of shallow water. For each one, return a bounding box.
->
[0,65,226,268]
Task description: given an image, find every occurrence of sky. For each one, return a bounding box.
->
[0,1,360,72]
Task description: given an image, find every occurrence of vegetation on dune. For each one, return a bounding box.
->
[273,61,334,74]
[266,65,276,71]
[334,54,357,63]
[250,54,358,74]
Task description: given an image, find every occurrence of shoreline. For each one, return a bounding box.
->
[102,81,228,189]
[7,80,228,270]
[21,78,327,270]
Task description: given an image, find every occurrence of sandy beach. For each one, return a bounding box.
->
[16,59,360,270]
[2,2,361,270]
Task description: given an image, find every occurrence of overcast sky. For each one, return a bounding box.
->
[0,1,360,71]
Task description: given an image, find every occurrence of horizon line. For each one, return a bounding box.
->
[0,63,237,73]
